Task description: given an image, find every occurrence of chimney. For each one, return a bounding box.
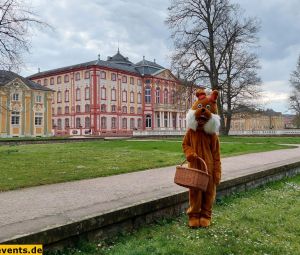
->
[38,67,40,73]
[98,54,100,60]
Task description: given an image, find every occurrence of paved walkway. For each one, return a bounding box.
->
[1,146,300,242]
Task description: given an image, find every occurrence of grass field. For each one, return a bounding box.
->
[0,137,297,191]
[50,175,300,255]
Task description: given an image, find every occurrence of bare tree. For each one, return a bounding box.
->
[0,0,47,71]
[289,55,300,127]
[166,0,261,134]
[218,13,261,134]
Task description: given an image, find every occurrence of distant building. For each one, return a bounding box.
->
[0,70,53,137]
[28,51,188,136]
[283,114,298,129]
[230,109,284,131]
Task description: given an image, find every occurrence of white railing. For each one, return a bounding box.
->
[133,130,186,136]
[229,129,300,135]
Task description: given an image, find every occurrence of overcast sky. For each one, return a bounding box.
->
[21,0,300,114]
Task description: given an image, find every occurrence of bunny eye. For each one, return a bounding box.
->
[197,103,202,108]
[206,105,211,110]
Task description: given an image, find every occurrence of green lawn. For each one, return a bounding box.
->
[52,175,300,255]
[0,138,296,191]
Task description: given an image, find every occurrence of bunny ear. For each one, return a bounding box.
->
[195,89,206,100]
[210,90,219,102]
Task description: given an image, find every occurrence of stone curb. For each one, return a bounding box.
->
[2,161,300,248]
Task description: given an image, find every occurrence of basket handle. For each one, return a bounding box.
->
[180,156,208,174]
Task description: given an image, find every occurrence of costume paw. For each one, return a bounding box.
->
[199,217,211,227]
[187,152,198,162]
[188,216,200,228]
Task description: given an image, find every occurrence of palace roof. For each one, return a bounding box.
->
[0,70,53,91]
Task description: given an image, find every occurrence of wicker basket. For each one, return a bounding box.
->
[174,157,209,191]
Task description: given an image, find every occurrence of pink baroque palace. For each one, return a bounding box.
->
[28,50,188,137]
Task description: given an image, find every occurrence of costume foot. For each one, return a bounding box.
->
[188,216,200,228]
[199,217,211,227]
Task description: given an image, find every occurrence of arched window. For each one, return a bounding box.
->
[146,115,152,128]
[75,72,80,80]
[130,107,134,114]
[64,75,69,83]
[130,118,135,129]
[111,88,116,101]
[122,106,127,113]
[65,106,69,114]
[85,87,90,100]
[171,90,175,104]
[57,91,62,103]
[111,117,116,129]
[122,118,127,129]
[65,90,69,102]
[76,118,81,128]
[85,117,90,128]
[101,117,107,129]
[65,118,70,128]
[156,87,160,104]
[122,90,127,102]
[101,87,106,99]
[137,92,142,104]
[85,104,90,112]
[145,85,151,103]
[164,89,168,104]
[137,118,142,129]
[57,119,62,130]
[76,88,81,100]
[85,71,90,79]
[130,91,134,103]
[57,76,61,84]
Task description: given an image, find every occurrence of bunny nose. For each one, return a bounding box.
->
[201,108,206,113]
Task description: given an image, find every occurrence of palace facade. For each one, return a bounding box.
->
[0,70,53,137]
[28,51,187,136]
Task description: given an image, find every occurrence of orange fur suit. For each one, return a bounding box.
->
[182,89,221,228]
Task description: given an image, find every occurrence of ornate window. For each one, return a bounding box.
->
[65,90,69,102]
[65,106,69,114]
[146,114,152,128]
[75,72,80,80]
[35,112,43,126]
[111,117,116,129]
[76,88,81,100]
[156,113,160,128]
[57,107,62,115]
[11,111,20,125]
[100,71,106,79]
[111,88,116,101]
[111,105,116,112]
[76,105,81,113]
[130,91,134,103]
[122,106,127,113]
[43,79,48,86]
[85,71,90,79]
[57,119,62,130]
[122,118,127,129]
[137,118,142,129]
[164,89,168,104]
[12,93,19,101]
[64,75,69,83]
[57,91,62,103]
[122,90,127,102]
[130,107,134,114]
[85,104,90,112]
[65,118,70,128]
[85,117,90,128]
[101,117,107,129]
[50,77,54,85]
[76,118,81,128]
[171,90,175,104]
[130,77,134,85]
[57,76,61,84]
[137,92,141,104]
[156,87,160,104]
[85,87,90,100]
[111,73,116,81]
[101,87,106,100]
[145,86,151,103]
[130,118,135,129]
[122,76,127,83]
[101,104,106,112]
